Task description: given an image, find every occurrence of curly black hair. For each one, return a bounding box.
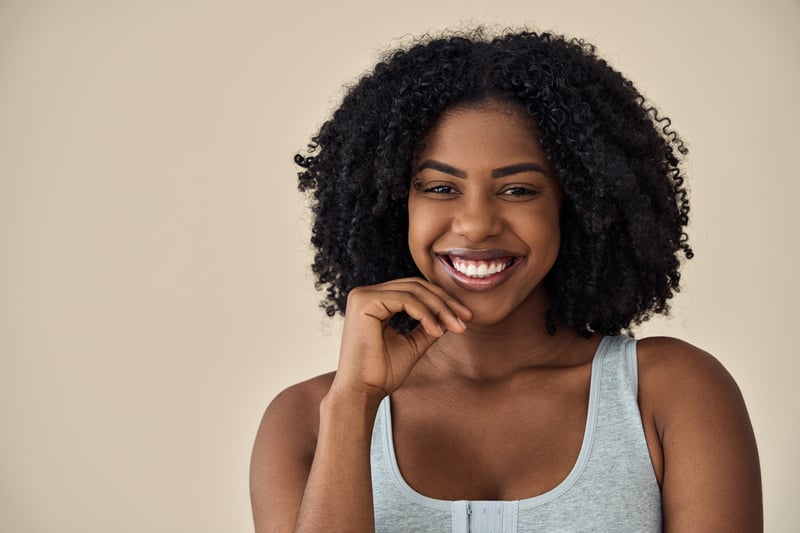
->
[295,28,692,336]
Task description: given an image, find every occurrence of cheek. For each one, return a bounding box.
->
[519,212,561,260]
[406,204,428,266]
[407,202,448,274]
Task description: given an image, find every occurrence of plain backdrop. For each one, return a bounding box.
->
[1,0,798,531]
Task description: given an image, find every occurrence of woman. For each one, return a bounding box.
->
[250,29,761,532]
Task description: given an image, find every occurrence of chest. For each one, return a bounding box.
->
[389,377,590,501]
[369,337,664,532]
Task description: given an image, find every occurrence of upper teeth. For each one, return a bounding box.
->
[451,258,512,278]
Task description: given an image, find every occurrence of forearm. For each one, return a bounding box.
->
[294,390,381,533]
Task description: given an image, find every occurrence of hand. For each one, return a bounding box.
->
[330,277,471,402]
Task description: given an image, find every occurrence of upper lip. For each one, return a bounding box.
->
[436,248,522,261]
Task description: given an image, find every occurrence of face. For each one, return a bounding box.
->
[407,102,562,327]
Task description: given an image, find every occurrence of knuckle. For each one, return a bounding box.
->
[346,287,367,304]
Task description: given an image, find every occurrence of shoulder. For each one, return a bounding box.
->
[636,336,735,393]
[249,373,336,529]
[634,335,749,446]
[269,372,337,411]
[636,335,721,370]
[635,336,762,531]
[256,372,336,445]
[251,372,336,484]
[634,336,745,424]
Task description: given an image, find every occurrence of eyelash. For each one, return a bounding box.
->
[414,181,538,198]
[424,184,457,194]
[500,186,537,196]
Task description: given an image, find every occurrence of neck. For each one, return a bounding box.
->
[420,296,597,383]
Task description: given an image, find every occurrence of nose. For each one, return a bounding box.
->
[451,195,503,243]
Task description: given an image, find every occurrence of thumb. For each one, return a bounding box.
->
[402,323,443,362]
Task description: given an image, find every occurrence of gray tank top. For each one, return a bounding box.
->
[369,335,662,532]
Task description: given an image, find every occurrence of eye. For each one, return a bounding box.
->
[413,179,460,197]
[499,186,538,197]
[426,184,458,194]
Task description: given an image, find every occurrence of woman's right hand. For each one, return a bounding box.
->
[330,277,472,403]
[252,278,471,533]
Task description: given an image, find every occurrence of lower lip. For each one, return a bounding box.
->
[437,256,523,291]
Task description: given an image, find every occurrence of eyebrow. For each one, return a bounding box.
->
[415,160,546,178]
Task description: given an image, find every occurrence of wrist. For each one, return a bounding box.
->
[322,384,384,415]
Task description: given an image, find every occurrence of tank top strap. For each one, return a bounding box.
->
[591,334,641,428]
[596,334,639,393]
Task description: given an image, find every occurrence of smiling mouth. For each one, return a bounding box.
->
[439,254,520,279]
[444,256,515,278]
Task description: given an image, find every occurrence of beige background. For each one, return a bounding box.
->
[1,0,797,531]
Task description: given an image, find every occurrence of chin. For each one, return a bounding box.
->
[460,301,520,328]
[460,287,548,329]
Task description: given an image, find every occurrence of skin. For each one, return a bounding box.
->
[250,102,762,532]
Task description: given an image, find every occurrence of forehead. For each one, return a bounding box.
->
[417,103,550,168]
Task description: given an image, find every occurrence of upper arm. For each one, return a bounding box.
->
[249,375,332,533]
[638,338,762,532]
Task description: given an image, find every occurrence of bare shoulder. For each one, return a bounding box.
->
[636,337,762,532]
[636,336,739,400]
[635,336,753,436]
[249,372,335,532]
[258,372,336,440]
[251,372,335,466]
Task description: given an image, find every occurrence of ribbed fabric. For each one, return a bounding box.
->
[370,335,662,533]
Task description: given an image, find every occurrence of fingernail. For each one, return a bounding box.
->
[437,324,444,335]
[457,317,467,329]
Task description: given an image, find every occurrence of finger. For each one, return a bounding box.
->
[349,287,439,332]
[387,278,472,320]
[379,279,471,331]
[371,286,464,334]
[362,291,446,338]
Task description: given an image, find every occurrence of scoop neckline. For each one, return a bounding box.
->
[378,335,612,511]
